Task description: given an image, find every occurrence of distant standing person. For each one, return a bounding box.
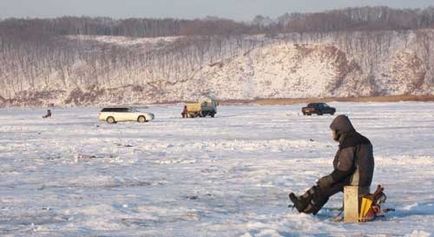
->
[181,105,188,118]
[289,115,375,215]
[42,109,52,118]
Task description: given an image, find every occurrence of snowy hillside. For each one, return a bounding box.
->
[1,30,434,106]
[0,102,433,235]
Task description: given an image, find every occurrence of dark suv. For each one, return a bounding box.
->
[302,103,336,116]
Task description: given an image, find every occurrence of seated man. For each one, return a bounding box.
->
[289,115,374,215]
[42,109,52,118]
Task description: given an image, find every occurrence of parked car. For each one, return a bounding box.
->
[98,107,155,123]
[302,103,336,116]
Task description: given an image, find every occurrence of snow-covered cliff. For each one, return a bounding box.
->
[0,30,433,106]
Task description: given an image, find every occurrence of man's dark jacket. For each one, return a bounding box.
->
[327,115,375,189]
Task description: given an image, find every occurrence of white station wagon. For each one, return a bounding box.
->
[98,107,155,124]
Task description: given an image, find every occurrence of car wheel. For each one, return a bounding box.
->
[137,116,147,123]
[210,113,215,118]
[106,116,116,124]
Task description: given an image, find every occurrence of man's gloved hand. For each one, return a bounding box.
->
[317,175,334,190]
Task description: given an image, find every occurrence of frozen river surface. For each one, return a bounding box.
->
[0,102,433,236]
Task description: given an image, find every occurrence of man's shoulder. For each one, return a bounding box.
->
[340,132,371,149]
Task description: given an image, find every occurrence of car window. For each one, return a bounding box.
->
[102,108,128,112]
[101,108,117,112]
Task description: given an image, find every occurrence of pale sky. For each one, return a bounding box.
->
[0,0,433,21]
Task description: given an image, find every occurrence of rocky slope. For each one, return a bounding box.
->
[0,30,433,106]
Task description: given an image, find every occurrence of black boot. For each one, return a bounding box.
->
[290,186,329,215]
[302,195,329,215]
[301,186,329,215]
[289,192,309,212]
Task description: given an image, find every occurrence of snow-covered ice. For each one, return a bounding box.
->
[0,102,433,236]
